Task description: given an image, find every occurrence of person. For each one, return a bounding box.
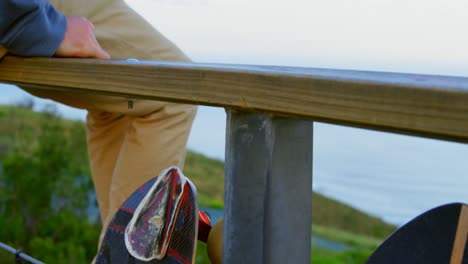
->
[1,0,197,249]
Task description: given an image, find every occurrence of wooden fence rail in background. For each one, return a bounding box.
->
[1,56,468,142]
[1,56,468,263]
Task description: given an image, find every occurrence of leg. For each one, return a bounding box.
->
[30,0,197,244]
[86,111,128,225]
[84,0,197,242]
[104,103,196,237]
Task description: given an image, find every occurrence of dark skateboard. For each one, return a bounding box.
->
[96,167,198,264]
[367,203,468,264]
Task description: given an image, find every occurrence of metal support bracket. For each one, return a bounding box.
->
[223,110,313,263]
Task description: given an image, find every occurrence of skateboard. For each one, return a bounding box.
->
[96,167,199,264]
[367,203,468,264]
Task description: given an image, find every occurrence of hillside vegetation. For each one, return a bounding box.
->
[0,104,396,263]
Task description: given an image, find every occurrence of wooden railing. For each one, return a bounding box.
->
[1,56,468,263]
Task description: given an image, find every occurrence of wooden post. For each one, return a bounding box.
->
[223,110,313,263]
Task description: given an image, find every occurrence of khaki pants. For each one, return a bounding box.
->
[17,0,197,246]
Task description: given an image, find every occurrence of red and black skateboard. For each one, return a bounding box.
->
[96,167,210,264]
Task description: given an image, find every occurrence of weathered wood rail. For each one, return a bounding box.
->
[1,56,468,263]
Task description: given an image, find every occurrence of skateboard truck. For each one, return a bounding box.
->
[198,210,212,243]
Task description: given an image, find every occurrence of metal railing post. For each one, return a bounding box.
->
[223,110,313,263]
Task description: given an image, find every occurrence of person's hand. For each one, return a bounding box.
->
[55,17,110,59]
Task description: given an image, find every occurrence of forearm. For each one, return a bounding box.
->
[0,0,66,56]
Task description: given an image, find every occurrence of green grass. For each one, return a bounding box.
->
[312,193,396,239]
[311,247,373,264]
[313,225,383,250]
[196,243,211,264]
[184,151,225,209]
[0,105,78,159]
[195,243,374,264]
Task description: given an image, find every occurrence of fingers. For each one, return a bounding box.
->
[94,47,111,59]
[82,18,110,59]
[55,17,111,59]
[88,33,111,59]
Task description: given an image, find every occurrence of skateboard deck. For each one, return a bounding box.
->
[367,203,468,264]
[96,167,198,264]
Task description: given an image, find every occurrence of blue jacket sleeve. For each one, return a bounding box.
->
[0,0,67,56]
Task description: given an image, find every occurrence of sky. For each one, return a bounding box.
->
[128,0,468,76]
[1,0,468,225]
